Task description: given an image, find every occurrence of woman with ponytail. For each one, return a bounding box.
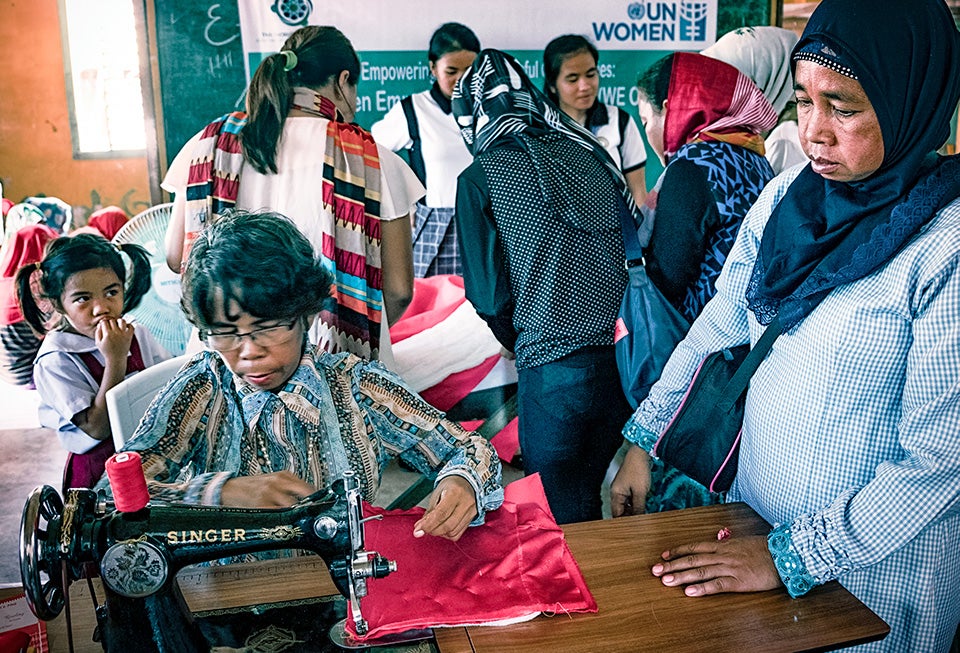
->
[17,233,171,489]
[162,26,423,367]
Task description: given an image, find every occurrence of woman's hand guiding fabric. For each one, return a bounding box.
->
[413,475,478,541]
[651,534,782,596]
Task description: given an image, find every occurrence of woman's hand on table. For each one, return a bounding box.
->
[220,471,316,508]
[652,535,782,596]
[413,475,478,542]
[610,444,652,517]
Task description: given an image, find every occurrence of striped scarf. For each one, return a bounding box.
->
[181,96,384,358]
[452,49,642,232]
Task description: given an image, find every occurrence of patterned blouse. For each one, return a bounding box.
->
[103,346,503,521]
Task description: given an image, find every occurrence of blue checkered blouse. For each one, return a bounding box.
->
[625,165,960,652]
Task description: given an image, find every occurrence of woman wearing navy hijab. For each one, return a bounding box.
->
[611,0,960,649]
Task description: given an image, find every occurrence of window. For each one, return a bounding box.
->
[60,0,147,157]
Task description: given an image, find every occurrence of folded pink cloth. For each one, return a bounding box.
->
[348,474,596,640]
[390,275,466,343]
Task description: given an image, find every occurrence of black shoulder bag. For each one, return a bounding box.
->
[652,317,782,493]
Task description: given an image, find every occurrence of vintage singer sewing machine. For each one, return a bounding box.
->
[19,471,396,652]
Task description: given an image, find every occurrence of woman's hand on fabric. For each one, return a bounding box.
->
[651,535,782,596]
[220,471,316,508]
[413,475,478,542]
[609,444,652,517]
[95,318,134,362]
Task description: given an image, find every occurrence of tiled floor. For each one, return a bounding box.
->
[0,382,67,584]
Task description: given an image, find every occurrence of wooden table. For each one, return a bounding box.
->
[43,502,887,653]
[433,502,888,652]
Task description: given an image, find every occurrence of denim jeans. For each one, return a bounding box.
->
[517,346,631,524]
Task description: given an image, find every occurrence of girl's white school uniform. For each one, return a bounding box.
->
[371,90,472,209]
[34,324,170,453]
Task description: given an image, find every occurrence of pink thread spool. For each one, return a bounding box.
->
[105,452,149,512]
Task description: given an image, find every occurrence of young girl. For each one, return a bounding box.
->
[371,22,480,277]
[16,233,171,490]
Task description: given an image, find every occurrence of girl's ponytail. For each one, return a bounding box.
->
[242,52,293,174]
[118,242,152,313]
[15,263,49,335]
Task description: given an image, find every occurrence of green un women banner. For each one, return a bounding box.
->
[236,0,719,140]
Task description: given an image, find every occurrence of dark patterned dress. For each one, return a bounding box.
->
[644,140,775,324]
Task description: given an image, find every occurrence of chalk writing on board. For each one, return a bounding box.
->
[205,4,239,47]
[208,50,235,77]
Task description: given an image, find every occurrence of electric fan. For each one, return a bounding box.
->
[111,203,191,355]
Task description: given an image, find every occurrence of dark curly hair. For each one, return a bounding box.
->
[180,210,333,332]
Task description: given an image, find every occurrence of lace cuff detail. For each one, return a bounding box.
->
[623,419,659,453]
[768,524,818,598]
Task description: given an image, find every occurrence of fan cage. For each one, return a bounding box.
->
[112,203,192,355]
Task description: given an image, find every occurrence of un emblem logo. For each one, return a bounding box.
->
[627,2,646,20]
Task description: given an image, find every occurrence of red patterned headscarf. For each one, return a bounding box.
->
[664,52,778,159]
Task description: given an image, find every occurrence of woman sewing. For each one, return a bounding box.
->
[103,210,503,542]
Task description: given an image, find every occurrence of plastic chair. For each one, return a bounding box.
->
[106,355,188,450]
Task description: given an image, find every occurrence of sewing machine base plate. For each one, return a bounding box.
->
[329,619,434,649]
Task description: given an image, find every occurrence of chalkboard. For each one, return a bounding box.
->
[152,0,246,169]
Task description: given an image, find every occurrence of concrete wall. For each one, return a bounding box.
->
[0,0,152,226]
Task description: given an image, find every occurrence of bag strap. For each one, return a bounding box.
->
[615,197,644,268]
[616,107,629,159]
[400,95,427,185]
[717,317,782,410]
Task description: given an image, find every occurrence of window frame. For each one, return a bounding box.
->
[57,0,149,160]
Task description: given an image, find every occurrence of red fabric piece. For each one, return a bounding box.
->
[0,224,58,325]
[0,630,32,652]
[418,354,499,412]
[347,474,596,640]
[1,198,13,217]
[664,53,777,157]
[389,275,467,343]
[490,416,520,462]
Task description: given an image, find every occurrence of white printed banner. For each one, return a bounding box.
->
[236,0,717,139]
[238,0,718,52]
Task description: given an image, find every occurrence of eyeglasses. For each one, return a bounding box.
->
[203,320,300,352]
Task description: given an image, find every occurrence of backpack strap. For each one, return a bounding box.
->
[616,107,630,161]
[401,96,427,186]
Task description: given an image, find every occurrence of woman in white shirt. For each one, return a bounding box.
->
[162,26,423,366]
[371,23,480,277]
[543,34,647,205]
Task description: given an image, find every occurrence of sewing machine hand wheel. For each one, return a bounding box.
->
[19,485,66,621]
